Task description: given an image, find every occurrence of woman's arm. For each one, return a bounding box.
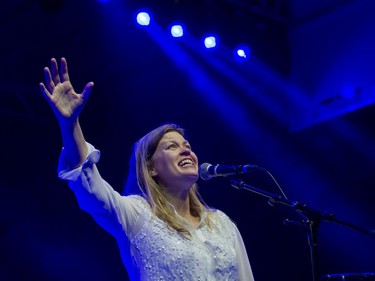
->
[39,57,93,168]
[40,58,144,239]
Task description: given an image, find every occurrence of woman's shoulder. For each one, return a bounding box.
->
[125,194,149,206]
[207,208,235,225]
[119,194,151,214]
[206,206,226,216]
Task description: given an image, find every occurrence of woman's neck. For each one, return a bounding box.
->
[164,190,191,217]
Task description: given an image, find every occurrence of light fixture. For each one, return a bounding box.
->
[136,12,151,26]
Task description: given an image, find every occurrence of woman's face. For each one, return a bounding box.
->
[150,131,199,191]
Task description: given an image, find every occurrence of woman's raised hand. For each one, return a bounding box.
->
[39,57,93,126]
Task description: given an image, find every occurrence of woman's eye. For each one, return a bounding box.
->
[166,143,191,150]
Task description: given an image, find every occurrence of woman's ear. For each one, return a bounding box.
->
[149,163,158,177]
[150,169,157,177]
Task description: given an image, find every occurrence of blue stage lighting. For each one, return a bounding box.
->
[171,25,184,38]
[204,36,217,49]
[237,49,246,58]
[136,12,151,26]
[234,45,250,62]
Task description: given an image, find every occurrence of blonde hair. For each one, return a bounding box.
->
[127,123,212,236]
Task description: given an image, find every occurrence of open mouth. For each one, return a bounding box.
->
[178,158,194,167]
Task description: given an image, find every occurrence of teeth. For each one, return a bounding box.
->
[179,159,193,166]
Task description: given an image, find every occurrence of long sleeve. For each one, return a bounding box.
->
[234,224,255,281]
[57,143,255,281]
[57,142,142,239]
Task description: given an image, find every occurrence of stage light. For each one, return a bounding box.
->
[171,24,184,38]
[237,49,246,58]
[136,12,151,26]
[204,36,217,49]
[234,45,250,62]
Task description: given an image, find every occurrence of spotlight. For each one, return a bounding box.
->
[136,11,151,26]
[237,49,246,58]
[170,24,184,38]
[204,36,217,49]
[234,45,250,62]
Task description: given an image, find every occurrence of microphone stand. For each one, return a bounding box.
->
[230,179,375,281]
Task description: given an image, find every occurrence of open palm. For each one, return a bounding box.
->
[40,57,93,124]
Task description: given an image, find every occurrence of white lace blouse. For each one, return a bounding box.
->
[58,143,255,281]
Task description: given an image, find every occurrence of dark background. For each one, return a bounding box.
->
[1,0,375,280]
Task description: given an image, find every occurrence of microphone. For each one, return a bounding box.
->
[199,162,259,180]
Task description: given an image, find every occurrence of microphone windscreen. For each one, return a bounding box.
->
[198,163,212,180]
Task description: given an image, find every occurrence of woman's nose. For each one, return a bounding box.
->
[180,146,191,155]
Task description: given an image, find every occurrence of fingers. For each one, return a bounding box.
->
[39,82,52,102]
[82,82,94,101]
[43,57,69,92]
[60,57,70,83]
[41,57,93,102]
[50,58,61,85]
[43,66,54,93]
[52,58,61,84]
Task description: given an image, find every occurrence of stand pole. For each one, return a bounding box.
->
[306,218,319,281]
[230,179,375,281]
